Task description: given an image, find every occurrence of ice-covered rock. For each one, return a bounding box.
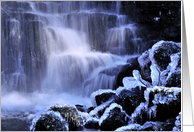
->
[84,117,100,129]
[122,77,139,89]
[99,103,128,130]
[115,123,141,131]
[117,86,146,116]
[49,104,84,130]
[138,49,152,82]
[138,40,181,86]
[172,112,181,131]
[149,40,181,71]
[133,70,152,88]
[30,111,69,131]
[131,86,181,125]
[90,89,117,107]
[89,99,114,118]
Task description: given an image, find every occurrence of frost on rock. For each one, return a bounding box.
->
[172,112,181,131]
[122,76,139,89]
[99,103,128,130]
[90,89,116,107]
[84,117,100,129]
[132,70,151,88]
[115,123,141,131]
[30,111,69,131]
[131,86,181,125]
[150,64,161,86]
[115,86,126,95]
[49,104,84,130]
[99,103,123,126]
[89,98,114,118]
[131,102,149,124]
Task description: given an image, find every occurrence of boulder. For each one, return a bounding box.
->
[99,103,129,130]
[139,119,176,131]
[131,86,181,125]
[84,117,100,129]
[49,105,84,130]
[115,123,141,131]
[30,111,69,131]
[117,86,146,116]
[90,89,117,107]
[137,40,181,86]
[75,104,87,113]
[89,99,115,118]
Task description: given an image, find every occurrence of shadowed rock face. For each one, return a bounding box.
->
[120,1,181,42]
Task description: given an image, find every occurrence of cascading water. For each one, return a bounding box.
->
[1,1,145,130]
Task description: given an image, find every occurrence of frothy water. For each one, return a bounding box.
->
[1,2,143,129]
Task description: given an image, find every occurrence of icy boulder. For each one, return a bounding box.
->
[131,86,181,125]
[116,86,146,116]
[89,99,114,118]
[115,123,141,131]
[149,40,181,71]
[90,89,117,107]
[139,120,176,131]
[84,117,100,129]
[99,103,129,130]
[49,104,84,130]
[172,112,181,131]
[30,111,69,131]
[138,49,152,82]
[138,40,181,85]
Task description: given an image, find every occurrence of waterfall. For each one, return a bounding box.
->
[1,1,143,112]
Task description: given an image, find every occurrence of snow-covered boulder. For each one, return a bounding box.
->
[49,104,84,130]
[117,86,146,116]
[137,40,181,85]
[99,103,129,130]
[90,89,117,107]
[131,86,181,125]
[115,123,141,131]
[30,111,69,131]
[84,117,100,129]
[89,99,114,118]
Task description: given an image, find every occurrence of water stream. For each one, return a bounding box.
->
[1,1,145,130]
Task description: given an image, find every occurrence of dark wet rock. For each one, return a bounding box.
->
[75,105,88,113]
[165,72,181,87]
[30,111,68,131]
[84,117,100,129]
[49,105,84,131]
[138,50,152,82]
[87,107,94,113]
[99,103,129,131]
[116,86,146,116]
[100,63,140,90]
[139,119,176,131]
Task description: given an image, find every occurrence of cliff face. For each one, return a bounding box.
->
[120,1,181,43]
